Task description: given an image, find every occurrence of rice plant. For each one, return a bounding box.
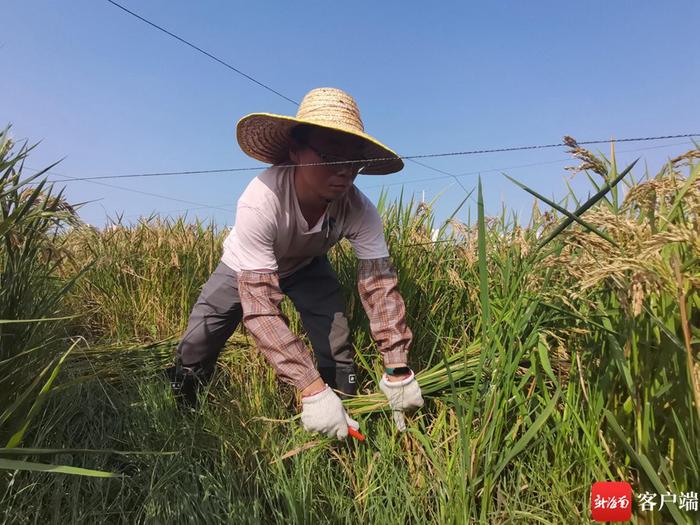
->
[0,127,116,480]
[1,134,698,524]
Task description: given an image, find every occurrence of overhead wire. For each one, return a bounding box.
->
[100,0,618,207]
[406,158,471,195]
[363,139,696,190]
[105,0,298,105]
[45,133,699,183]
[102,0,492,205]
[47,1,698,222]
[99,1,698,217]
[56,138,692,220]
[26,167,236,213]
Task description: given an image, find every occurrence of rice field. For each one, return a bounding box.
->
[1,127,698,524]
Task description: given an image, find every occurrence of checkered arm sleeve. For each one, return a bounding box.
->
[237,271,321,391]
[357,257,412,366]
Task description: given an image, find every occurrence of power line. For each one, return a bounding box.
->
[103,0,476,202]
[45,134,699,183]
[27,167,236,213]
[360,139,696,210]
[45,165,258,183]
[119,203,230,220]
[105,0,298,105]
[99,1,696,215]
[362,139,696,190]
[38,139,693,220]
[405,134,699,160]
[406,158,471,195]
[363,158,572,192]
[100,5,698,184]
[364,139,697,219]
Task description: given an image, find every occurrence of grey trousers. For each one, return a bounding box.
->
[175,255,357,394]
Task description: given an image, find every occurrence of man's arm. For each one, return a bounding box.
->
[234,205,322,393]
[358,257,423,429]
[356,256,412,367]
[237,271,323,392]
[344,193,413,369]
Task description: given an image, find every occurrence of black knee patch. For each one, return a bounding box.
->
[319,365,357,397]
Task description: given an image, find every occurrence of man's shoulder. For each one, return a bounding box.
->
[334,185,383,239]
[239,165,291,211]
[341,185,376,215]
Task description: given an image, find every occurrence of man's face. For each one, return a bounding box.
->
[294,128,367,202]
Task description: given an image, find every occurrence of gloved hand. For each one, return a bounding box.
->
[379,370,424,432]
[301,385,359,439]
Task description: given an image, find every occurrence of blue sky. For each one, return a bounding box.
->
[3,1,699,229]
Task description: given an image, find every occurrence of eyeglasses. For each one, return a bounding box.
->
[305,143,367,174]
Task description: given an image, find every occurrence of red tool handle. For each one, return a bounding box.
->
[348,427,366,441]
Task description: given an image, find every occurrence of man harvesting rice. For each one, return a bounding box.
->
[167,87,423,439]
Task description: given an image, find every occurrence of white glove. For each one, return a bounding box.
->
[379,371,424,432]
[301,385,359,439]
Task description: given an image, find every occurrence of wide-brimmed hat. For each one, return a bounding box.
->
[236,87,404,175]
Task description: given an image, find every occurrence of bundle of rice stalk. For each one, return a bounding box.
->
[344,339,484,416]
[62,337,179,383]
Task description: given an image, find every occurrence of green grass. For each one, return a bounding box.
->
[1,345,609,524]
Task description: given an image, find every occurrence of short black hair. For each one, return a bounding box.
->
[289,124,315,145]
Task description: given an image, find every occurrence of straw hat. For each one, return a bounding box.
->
[236,87,404,175]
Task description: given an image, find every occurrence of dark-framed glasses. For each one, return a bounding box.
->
[305,143,368,174]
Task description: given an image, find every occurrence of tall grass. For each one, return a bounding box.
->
[0,128,117,479]
[59,216,223,343]
[0,127,81,422]
[0,129,82,370]
[1,136,698,523]
[542,145,700,522]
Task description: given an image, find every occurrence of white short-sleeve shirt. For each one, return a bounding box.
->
[221,165,389,277]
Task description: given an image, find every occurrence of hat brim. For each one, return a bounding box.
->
[236,113,404,175]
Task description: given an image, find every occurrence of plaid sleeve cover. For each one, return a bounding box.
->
[237,257,411,390]
[237,270,321,391]
[357,257,412,365]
